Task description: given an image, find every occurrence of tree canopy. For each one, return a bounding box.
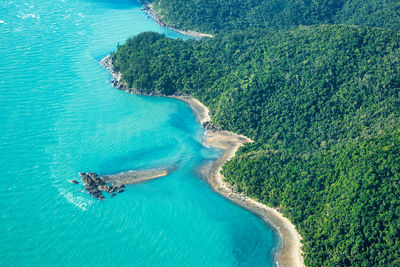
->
[112,26,400,265]
[151,0,400,34]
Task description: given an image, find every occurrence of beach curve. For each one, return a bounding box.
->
[101,55,304,267]
[175,95,304,267]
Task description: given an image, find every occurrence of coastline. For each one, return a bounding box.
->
[180,96,304,267]
[139,1,214,38]
[101,55,304,267]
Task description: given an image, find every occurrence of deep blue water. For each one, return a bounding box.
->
[0,0,278,266]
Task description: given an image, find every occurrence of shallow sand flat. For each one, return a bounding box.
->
[103,169,169,186]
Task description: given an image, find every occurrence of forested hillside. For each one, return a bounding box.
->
[112,26,400,265]
[150,0,400,34]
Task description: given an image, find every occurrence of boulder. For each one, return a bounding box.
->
[78,172,126,200]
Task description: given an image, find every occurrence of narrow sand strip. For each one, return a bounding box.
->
[175,95,304,267]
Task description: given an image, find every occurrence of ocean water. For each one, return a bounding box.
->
[0,0,278,266]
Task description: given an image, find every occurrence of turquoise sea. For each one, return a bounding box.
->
[0,0,278,266]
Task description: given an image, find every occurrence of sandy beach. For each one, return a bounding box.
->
[101,56,304,267]
[175,95,304,267]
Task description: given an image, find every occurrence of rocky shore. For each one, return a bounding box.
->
[101,55,185,97]
[139,1,214,38]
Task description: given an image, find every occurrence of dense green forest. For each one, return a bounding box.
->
[150,0,400,34]
[112,25,400,265]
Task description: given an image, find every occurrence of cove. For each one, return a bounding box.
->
[0,0,278,266]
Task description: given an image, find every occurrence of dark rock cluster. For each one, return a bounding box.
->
[202,121,220,132]
[110,78,127,91]
[79,172,125,200]
[142,4,169,28]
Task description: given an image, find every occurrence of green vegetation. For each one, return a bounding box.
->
[225,131,400,266]
[112,25,400,265]
[114,0,400,264]
[150,0,400,34]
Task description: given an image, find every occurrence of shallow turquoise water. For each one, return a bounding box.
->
[0,0,278,266]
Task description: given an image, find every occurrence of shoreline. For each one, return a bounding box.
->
[101,55,304,267]
[139,1,214,38]
[180,97,304,267]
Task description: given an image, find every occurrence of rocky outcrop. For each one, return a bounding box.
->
[202,121,220,132]
[78,172,125,200]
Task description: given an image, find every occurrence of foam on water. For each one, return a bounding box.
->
[59,188,94,211]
